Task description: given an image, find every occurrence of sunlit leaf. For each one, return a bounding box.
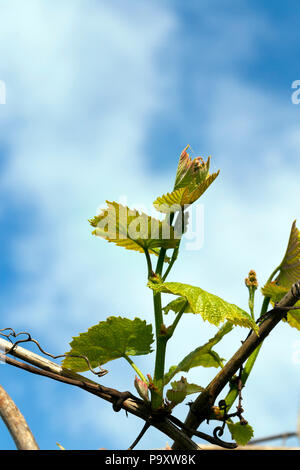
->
[164,322,233,384]
[163,296,190,315]
[174,146,210,191]
[261,282,300,330]
[275,220,300,288]
[153,146,219,213]
[227,421,254,446]
[153,172,219,213]
[166,377,204,408]
[63,316,154,372]
[149,280,257,331]
[261,282,288,303]
[90,201,180,256]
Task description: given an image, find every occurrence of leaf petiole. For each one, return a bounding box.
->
[123,355,147,383]
[166,301,188,339]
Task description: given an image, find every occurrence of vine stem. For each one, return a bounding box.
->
[162,247,178,282]
[0,341,199,449]
[151,291,167,408]
[223,265,280,411]
[167,301,188,339]
[144,248,153,279]
[123,355,147,383]
[151,209,187,407]
[172,279,300,449]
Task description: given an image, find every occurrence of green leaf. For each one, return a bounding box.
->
[261,282,300,330]
[89,201,179,257]
[163,297,190,315]
[174,146,210,191]
[149,280,257,331]
[153,146,219,213]
[63,317,154,372]
[153,172,219,213]
[286,309,300,330]
[166,377,204,408]
[261,282,288,303]
[164,322,233,384]
[275,220,300,288]
[227,421,254,446]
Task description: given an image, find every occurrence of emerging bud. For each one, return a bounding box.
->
[174,146,210,191]
[245,270,258,290]
[160,323,168,336]
[134,376,149,403]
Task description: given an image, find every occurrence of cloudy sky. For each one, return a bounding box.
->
[1,0,300,450]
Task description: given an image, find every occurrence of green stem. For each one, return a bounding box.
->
[144,248,153,279]
[151,211,183,407]
[155,213,175,277]
[152,291,167,408]
[123,355,147,383]
[267,265,280,284]
[260,295,271,318]
[259,265,280,318]
[162,247,178,282]
[224,344,262,411]
[156,248,166,277]
[166,301,188,339]
[223,266,280,413]
[248,289,255,320]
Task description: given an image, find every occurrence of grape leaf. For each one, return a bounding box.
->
[164,322,233,384]
[261,282,300,330]
[63,316,154,372]
[275,220,300,288]
[89,201,180,256]
[153,146,219,213]
[227,421,254,446]
[149,280,257,331]
[166,377,204,408]
[261,282,289,303]
[163,296,190,315]
[153,172,219,213]
[174,146,210,191]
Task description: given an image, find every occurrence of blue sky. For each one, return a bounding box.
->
[1,0,300,450]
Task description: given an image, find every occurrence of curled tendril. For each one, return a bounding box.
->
[0,328,108,378]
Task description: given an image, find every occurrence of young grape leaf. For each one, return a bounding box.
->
[148,280,257,331]
[174,146,210,191]
[261,282,300,330]
[164,322,233,384]
[89,201,180,257]
[62,317,154,372]
[153,146,219,213]
[274,220,300,288]
[166,377,204,408]
[261,282,289,303]
[163,296,190,315]
[153,172,219,213]
[227,421,254,446]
